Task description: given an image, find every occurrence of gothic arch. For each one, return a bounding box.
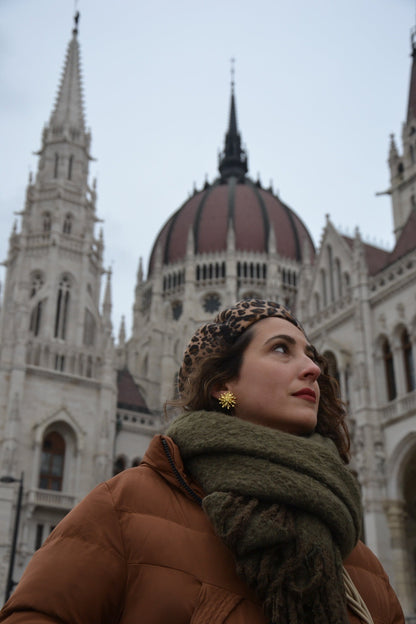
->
[393,323,416,393]
[386,432,416,605]
[54,273,74,340]
[63,213,73,235]
[34,407,85,452]
[34,414,81,494]
[42,212,52,233]
[375,333,397,402]
[387,432,416,500]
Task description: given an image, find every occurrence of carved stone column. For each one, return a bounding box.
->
[384,499,415,615]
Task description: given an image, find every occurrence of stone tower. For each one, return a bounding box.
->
[388,27,416,240]
[0,15,116,592]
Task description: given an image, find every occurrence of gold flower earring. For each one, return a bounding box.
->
[218,390,237,411]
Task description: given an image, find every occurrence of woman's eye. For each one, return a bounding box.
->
[273,343,288,354]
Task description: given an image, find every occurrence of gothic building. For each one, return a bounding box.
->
[0,17,415,618]
[0,20,117,599]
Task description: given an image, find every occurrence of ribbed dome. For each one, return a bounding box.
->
[148,178,315,274]
[148,85,315,275]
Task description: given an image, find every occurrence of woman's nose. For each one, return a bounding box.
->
[301,356,321,381]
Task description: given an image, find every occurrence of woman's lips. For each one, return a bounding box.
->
[292,388,317,402]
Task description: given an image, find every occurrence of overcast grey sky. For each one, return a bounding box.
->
[1,0,414,333]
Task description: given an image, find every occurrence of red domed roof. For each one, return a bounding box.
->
[148,86,315,275]
[148,178,315,274]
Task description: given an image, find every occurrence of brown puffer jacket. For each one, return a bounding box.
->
[0,435,404,624]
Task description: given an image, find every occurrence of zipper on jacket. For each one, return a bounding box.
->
[161,438,203,506]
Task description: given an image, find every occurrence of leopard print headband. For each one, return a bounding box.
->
[178,298,304,392]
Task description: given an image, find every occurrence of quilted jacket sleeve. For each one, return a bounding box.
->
[344,541,405,624]
[0,482,126,624]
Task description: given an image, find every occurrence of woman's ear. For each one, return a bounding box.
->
[211,383,230,400]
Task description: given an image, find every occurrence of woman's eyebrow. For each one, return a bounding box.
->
[264,334,296,346]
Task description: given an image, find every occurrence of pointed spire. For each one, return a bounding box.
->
[49,13,85,134]
[102,267,112,327]
[137,257,143,284]
[407,27,416,123]
[118,316,126,347]
[218,60,248,181]
[388,133,399,164]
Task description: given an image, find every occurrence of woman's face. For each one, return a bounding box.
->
[216,317,321,435]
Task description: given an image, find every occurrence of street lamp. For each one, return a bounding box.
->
[0,473,24,603]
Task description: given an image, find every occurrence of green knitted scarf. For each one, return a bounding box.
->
[167,411,362,624]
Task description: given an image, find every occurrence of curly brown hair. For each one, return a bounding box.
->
[167,323,350,463]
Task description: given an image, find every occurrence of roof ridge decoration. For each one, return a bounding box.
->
[49,12,86,133]
[218,59,249,182]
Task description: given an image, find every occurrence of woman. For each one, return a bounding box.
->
[0,299,404,624]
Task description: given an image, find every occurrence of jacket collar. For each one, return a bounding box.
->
[141,434,205,503]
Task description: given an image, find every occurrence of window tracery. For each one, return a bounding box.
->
[54,276,71,340]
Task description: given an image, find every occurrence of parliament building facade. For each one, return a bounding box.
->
[0,19,415,617]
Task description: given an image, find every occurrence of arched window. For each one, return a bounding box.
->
[68,155,73,180]
[383,339,397,401]
[344,273,350,289]
[335,258,342,298]
[172,301,182,320]
[86,356,93,378]
[327,246,334,302]
[314,292,320,313]
[320,269,327,307]
[29,301,43,336]
[54,154,59,178]
[113,455,126,476]
[39,432,65,491]
[63,213,72,235]
[42,212,51,233]
[83,309,96,346]
[402,329,415,392]
[54,276,71,340]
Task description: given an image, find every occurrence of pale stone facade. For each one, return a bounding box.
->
[0,24,117,600]
[0,17,415,620]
